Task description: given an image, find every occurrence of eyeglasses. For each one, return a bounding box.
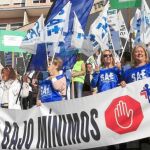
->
[103,54,112,58]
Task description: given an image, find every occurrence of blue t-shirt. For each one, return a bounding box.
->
[123,63,150,83]
[39,74,64,103]
[91,67,121,92]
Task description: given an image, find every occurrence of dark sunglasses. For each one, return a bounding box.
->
[103,54,112,58]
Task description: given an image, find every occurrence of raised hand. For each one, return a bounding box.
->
[114,101,133,129]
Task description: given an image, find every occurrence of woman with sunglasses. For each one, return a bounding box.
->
[91,49,121,93]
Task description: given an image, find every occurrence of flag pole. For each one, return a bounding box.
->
[108,24,120,62]
[12,52,15,68]
[50,43,56,65]
[71,77,75,99]
[119,30,131,62]
[127,8,132,52]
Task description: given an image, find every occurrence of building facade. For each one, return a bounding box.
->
[0,0,104,31]
[0,0,52,30]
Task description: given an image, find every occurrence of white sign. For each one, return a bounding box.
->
[119,0,135,2]
[3,35,23,46]
[1,78,150,149]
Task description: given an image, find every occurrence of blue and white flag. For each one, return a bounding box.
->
[81,35,100,57]
[71,12,85,49]
[28,0,94,71]
[140,0,150,44]
[89,2,110,50]
[44,1,71,43]
[107,9,123,52]
[131,9,141,45]
[20,14,44,54]
[71,12,101,57]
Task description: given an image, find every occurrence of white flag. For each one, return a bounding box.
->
[44,1,71,43]
[130,9,141,45]
[140,0,150,44]
[107,9,122,52]
[89,2,109,50]
[118,11,129,39]
[20,14,44,54]
[71,12,85,49]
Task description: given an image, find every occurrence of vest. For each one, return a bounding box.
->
[39,74,64,103]
[72,60,85,83]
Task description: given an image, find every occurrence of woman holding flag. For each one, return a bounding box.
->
[36,57,66,106]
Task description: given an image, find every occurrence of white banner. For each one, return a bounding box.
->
[1,78,150,149]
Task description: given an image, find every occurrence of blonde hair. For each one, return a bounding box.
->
[101,49,115,67]
[131,45,149,66]
[52,57,63,71]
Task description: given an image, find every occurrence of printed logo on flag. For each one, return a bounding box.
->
[140,84,150,103]
[105,95,144,134]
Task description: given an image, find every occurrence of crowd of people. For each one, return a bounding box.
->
[0,44,149,112]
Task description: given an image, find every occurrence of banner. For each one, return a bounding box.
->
[110,0,142,9]
[0,30,26,52]
[1,78,150,149]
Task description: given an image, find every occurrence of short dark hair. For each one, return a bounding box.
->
[122,51,131,62]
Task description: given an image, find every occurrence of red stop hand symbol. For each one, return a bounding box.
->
[105,95,144,134]
[114,101,133,129]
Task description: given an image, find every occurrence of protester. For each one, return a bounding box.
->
[30,71,40,107]
[22,74,33,109]
[86,49,101,70]
[91,49,122,150]
[121,51,131,72]
[121,45,150,86]
[0,65,30,109]
[83,63,93,96]
[91,49,122,93]
[36,58,66,106]
[72,53,85,98]
[120,45,150,149]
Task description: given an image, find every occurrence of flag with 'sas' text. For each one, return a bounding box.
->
[110,0,141,9]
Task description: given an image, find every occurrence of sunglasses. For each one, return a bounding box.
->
[103,54,112,58]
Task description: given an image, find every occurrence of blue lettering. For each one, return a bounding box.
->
[47,19,64,27]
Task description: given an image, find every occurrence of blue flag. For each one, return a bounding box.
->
[45,0,94,30]
[28,0,94,71]
[28,43,47,71]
